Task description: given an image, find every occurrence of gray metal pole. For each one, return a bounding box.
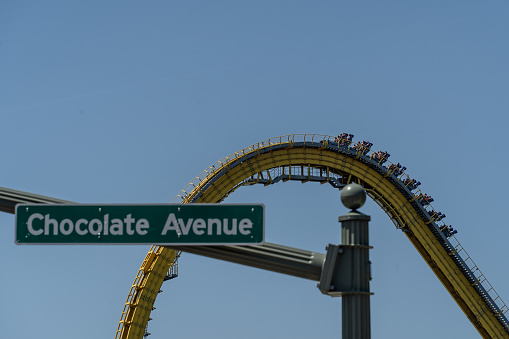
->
[339,183,372,339]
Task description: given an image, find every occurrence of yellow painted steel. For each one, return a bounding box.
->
[115,247,177,339]
[117,135,508,338]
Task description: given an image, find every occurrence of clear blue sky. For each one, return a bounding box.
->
[1,1,508,338]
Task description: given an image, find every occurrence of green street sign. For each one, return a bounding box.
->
[15,204,264,245]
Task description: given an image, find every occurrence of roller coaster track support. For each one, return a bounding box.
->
[166,134,508,338]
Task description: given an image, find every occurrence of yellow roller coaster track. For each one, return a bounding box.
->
[115,134,509,339]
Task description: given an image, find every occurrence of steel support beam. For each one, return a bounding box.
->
[0,186,70,213]
[171,243,325,281]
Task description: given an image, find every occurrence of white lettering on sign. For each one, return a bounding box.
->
[161,213,253,236]
[27,213,44,235]
[136,218,149,235]
[60,219,73,235]
[26,214,150,237]
[125,214,135,235]
[24,211,256,240]
[239,218,253,235]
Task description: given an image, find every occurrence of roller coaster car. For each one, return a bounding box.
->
[321,140,350,149]
[440,225,457,238]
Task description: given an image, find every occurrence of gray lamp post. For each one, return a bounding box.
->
[339,183,372,339]
[318,183,372,338]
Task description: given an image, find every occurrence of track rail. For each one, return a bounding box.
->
[164,133,508,338]
[115,246,178,339]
